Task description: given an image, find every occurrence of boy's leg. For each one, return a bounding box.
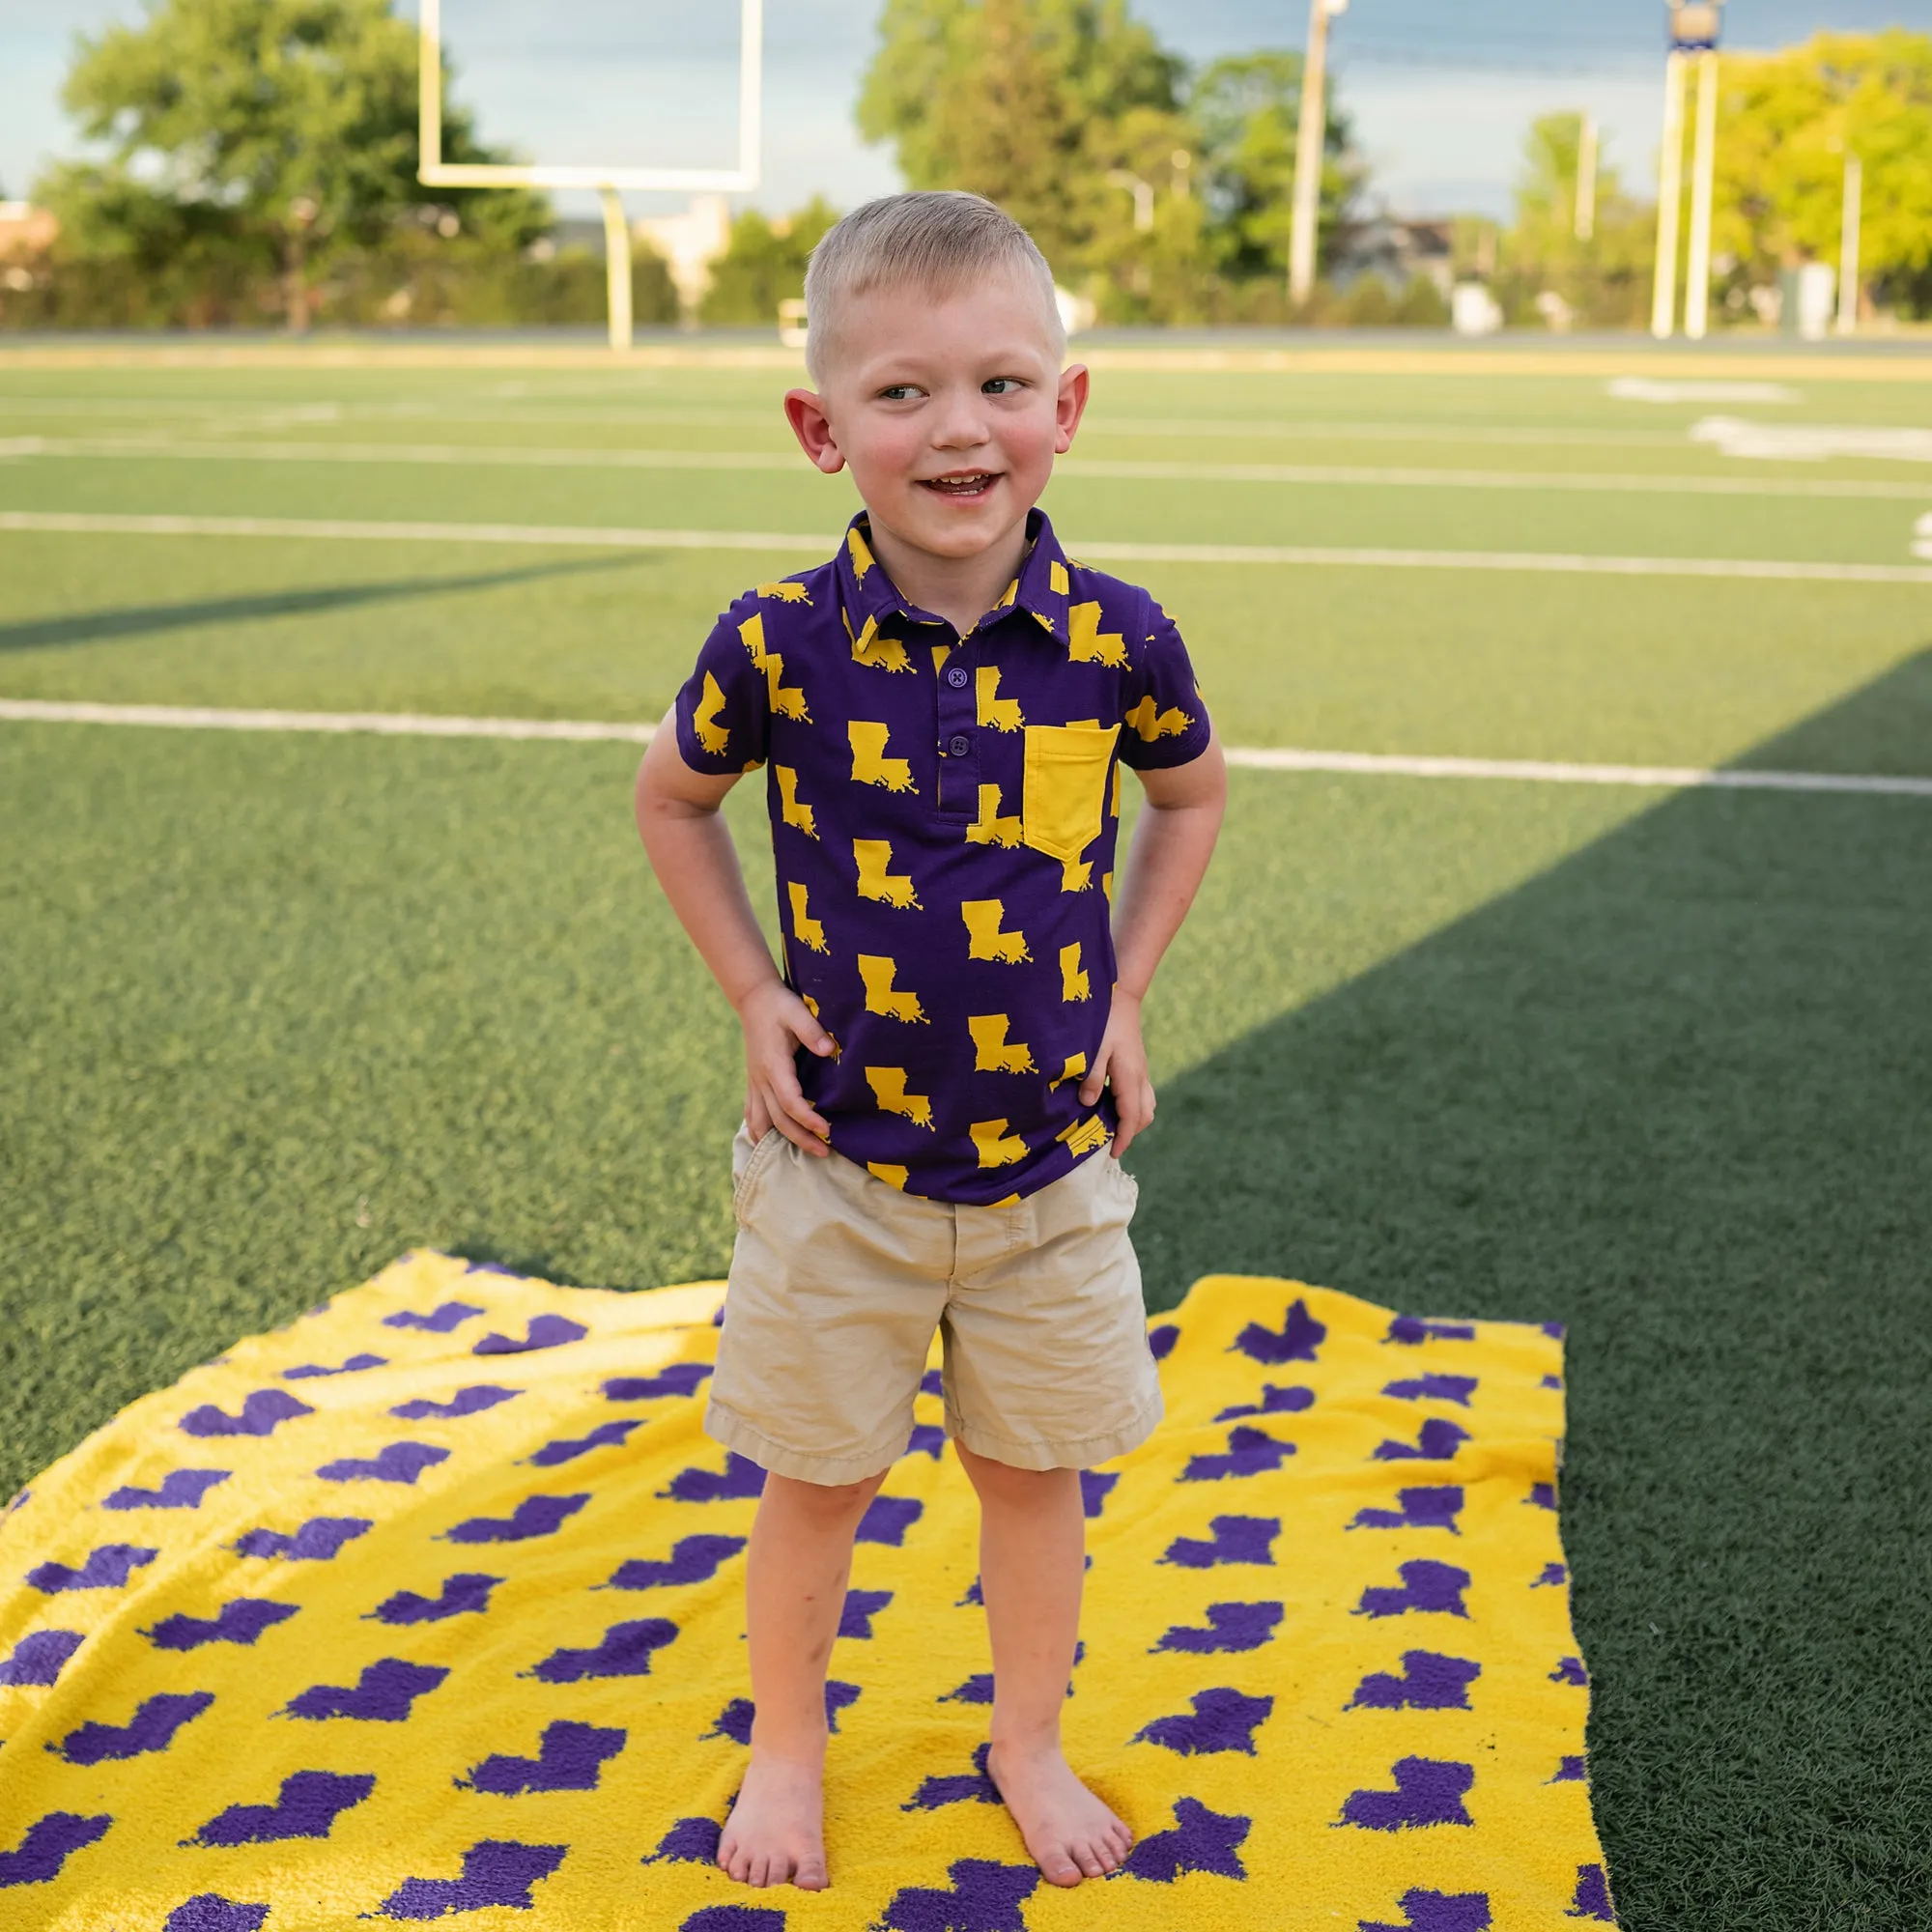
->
[719,1467,888,1889]
[955,1443,1132,1886]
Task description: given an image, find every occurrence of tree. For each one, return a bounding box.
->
[1495,111,1653,329]
[1188,50,1358,282]
[46,0,542,332]
[701,199,841,326]
[1711,30,1932,316]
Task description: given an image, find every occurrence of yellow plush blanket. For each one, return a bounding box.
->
[0,1253,1614,1930]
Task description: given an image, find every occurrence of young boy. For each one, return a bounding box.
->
[635,190,1225,1893]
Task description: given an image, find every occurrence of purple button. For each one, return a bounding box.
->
[948,734,971,756]
[947,666,969,689]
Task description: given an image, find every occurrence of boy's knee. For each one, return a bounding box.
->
[955,1444,1076,1499]
[764,1468,888,1520]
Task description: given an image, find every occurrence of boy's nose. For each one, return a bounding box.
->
[929,389,992,450]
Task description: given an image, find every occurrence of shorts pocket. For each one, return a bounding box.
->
[731,1127,784,1226]
[1021,724,1121,866]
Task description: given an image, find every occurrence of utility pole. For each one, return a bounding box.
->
[1575,114,1598,242]
[1837,153,1862,335]
[1289,0,1347,307]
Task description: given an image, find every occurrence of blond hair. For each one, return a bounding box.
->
[802,191,1064,383]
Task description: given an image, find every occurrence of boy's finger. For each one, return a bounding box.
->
[1078,1050,1109,1108]
[772,1081,833,1150]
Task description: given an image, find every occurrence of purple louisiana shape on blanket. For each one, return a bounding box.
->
[284,1659,447,1720]
[317,1441,450,1485]
[1551,1655,1589,1687]
[608,1535,746,1592]
[940,1672,994,1706]
[445,1493,587,1543]
[857,1495,923,1546]
[1568,1863,1615,1920]
[919,1368,946,1397]
[1148,1322,1179,1360]
[392,1385,519,1421]
[192,1770,375,1845]
[103,1468,230,1510]
[1215,1382,1314,1422]
[604,1362,711,1402]
[179,1390,312,1438]
[682,1910,787,1932]
[1079,1470,1118,1518]
[661,1456,766,1504]
[1356,1559,1471,1619]
[1535,1562,1568,1587]
[904,1741,1000,1810]
[234,1516,370,1561]
[1350,1650,1482,1711]
[1386,1316,1476,1345]
[708,1681,858,1745]
[1360,1888,1492,1932]
[54,1690,213,1765]
[1339,1757,1475,1831]
[283,1352,386,1379]
[1152,1601,1283,1655]
[460,1719,626,1795]
[383,1300,481,1333]
[1551,1754,1587,1782]
[642,1816,723,1864]
[1182,1425,1296,1482]
[1123,1796,1250,1883]
[529,1619,677,1684]
[146,1598,298,1651]
[372,1574,502,1624]
[0,1811,111,1888]
[0,1630,84,1685]
[377,1840,567,1919]
[1350,1486,1464,1533]
[1230,1298,1325,1365]
[903,1424,947,1461]
[1134,1687,1274,1756]
[28,1543,157,1593]
[473,1315,587,1356]
[1382,1375,1478,1406]
[1374,1419,1470,1463]
[878,1857,1038,1932]
[164,1897,270,1932]
[1161,1514,1279,1569]
[526,1419,640,1466]
[838,1587,893,1638]
[1527,1483,1559,1511]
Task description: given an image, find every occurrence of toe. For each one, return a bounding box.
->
[1042,1852,1082,1888]
[795,1854,829,1891]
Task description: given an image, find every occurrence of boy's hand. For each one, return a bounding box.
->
[738,980,837,1155]
[1080,989,1154,1158]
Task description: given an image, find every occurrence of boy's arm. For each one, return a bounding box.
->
[1081,728,1228,1156]
[634,728,836,1154]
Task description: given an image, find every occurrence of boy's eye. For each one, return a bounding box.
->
[982,377,1024,394]
[878,384,922,401]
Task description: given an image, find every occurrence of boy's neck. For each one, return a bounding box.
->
[861,510,1033,640]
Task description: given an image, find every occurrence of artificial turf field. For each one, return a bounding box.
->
[2,341,1929,1927]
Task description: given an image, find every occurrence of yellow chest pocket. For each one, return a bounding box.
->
[1021,723,1121,865]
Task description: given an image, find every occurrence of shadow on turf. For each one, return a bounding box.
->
[0,554,649,654]
[1128,648,1932,1927]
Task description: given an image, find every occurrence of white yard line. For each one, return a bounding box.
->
[3,698,1927,798]
[5,434,1926,500]
[4,509,1929,585]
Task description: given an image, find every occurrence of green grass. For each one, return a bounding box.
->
[3,351,1930,1927]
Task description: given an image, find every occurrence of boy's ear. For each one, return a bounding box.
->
[1054,363,1090,456]
[784,388,846,475]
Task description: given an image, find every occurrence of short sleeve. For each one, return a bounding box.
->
[1120,596,1212,770]
[671,593,770,775]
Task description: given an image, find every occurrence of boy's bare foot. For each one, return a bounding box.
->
[718,1753,829,1889]
[986,1740,1132,1886]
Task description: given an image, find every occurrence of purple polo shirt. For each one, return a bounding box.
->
[671,508,1211,1205]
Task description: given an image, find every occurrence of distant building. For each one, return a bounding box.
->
[1331,213,1454,298]
[0,202,59,259]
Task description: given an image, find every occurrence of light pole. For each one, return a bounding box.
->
[1575,114,1598,242]
[1836,153,1862,334]
[1654,1,1723,340]
[1289,0,1347,308]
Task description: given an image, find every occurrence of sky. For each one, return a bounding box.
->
[5,1,1929,224]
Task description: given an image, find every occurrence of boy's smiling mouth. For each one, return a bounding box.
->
[922,469,1000,498]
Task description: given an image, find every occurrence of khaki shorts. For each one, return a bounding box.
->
[706,1124,1163,1483]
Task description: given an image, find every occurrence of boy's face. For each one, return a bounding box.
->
[784,270,1087,563]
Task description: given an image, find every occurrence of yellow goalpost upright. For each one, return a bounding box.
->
[414,0,765,350]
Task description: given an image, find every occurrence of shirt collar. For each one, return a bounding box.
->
[837,508,1073,646]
